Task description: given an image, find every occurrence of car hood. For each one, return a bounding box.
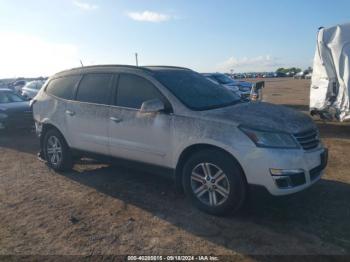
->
[225,82,252,89]
[203,102,316,134]
[235,81,253,88]
[0,101,31,113]
[223,84,239,91]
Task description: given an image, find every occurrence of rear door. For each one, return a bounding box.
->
[66,73,114,155]
[44,75,82,143]
[108,73,174,167]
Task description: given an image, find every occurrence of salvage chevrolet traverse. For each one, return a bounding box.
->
[32,65,328,215]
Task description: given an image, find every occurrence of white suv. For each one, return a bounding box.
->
[32,65,328,215]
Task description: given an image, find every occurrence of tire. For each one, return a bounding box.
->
[182,149,247,216]
[43,129,73,171]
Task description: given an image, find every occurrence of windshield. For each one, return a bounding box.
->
[26,81,44,90]
[212,74,235,85]
[153,70,241,110]
[0,91,25,103]
[26,82,37,89]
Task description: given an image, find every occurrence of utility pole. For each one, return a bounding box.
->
[135,53,139,66]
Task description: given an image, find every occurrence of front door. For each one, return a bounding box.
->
[108,73,173,167]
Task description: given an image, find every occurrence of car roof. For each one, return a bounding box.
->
[54,65,191,77]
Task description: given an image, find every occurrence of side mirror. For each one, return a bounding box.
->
[140,99,165,113]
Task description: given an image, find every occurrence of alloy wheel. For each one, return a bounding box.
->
[190,162,230,207]
[46,135,63,166]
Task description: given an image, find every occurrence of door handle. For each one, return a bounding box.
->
[110,117,122,123]
[66,110,75,116]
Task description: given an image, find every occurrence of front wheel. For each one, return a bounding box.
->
[43,129,73,171]
[182,150,247,216]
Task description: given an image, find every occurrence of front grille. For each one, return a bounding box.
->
[293,129,319,150]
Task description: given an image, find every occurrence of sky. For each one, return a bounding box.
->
[0,0,350,78]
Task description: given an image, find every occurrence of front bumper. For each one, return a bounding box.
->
[242,146,328,196]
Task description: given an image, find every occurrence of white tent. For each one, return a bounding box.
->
[310,23,350,121]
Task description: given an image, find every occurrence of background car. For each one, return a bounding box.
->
[21,80,45,99]
[274,72,287,78]
[8,80,27,94]
[0,88,33,130]
[305,73,312,79]
[294,71,306,79]
[202,73,253,98]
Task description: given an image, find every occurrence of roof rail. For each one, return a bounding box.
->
[143,65,191,70]
[55,64,191,76]
[57,64,153,75]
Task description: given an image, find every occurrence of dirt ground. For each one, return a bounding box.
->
[0,78,350,258]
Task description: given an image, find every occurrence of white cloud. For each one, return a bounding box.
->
[127,11,171,22]
[0,32,81,78]
[73,0,98,11]
[218,55,284,72]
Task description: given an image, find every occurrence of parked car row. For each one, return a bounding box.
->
[232,71,312,79]
[232,72,280,79]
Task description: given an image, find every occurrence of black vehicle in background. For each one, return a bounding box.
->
[0,88,33,130]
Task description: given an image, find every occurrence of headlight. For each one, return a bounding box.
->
[0,112,8,119]
[239,126,299,149]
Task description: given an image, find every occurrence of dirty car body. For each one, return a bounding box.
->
[32,65,327,215]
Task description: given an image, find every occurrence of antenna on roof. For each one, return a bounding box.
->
[80,60,84,67]
[135,53,139,67]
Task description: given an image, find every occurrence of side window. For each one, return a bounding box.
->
[76,74,113,105]
[116,74,166,109]
[46,75,80,100]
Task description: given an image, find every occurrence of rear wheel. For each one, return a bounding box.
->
[182,150,246,216]
[43,129,73,171]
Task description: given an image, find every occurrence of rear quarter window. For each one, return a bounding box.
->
[46,75,81,100]
[76,74,113,105]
